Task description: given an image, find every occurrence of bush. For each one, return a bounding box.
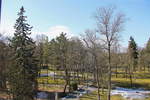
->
[70,82,78,91]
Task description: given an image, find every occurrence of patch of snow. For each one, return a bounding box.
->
[111,87,150,100]
[37,92,48,99]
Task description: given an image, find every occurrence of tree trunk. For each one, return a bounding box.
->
[77,65,80,84]
[47,64,49,84]
[94,55,101,100]
[107,44,111,100]
[96,68,101,100]
[115,65,118,78]
[63,82,68,93]
[86,72,89,95]
[63,67,69,93]
[129,70,133,87]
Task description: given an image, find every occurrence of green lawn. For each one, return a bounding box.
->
[37,77,65,85]
[80,91,124,100]
[38,69,150,99]
[38,84,65,92]
[112,77,150,89]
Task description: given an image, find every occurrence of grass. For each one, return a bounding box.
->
[112,77,150,89]
[112,73,150,79]
[80,91,124,100]
[39,69,150,89]
[111,69,150,89]
[38,68,150,99]
[37,77,65,85]
[39,69,66,76]
[38,84,65,92]
[39,69,53,74]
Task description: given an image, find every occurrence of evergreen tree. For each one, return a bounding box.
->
[146,38,150,52]
[128,36,138,70]
[8,7,38,100]
[128,36,138,87]
[50,33,70,93]
[145,38,150,71]
[56,33,70,93]
[42,36,50,65]
[49,38,60,78]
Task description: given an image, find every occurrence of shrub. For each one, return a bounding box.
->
[70,82,78,91]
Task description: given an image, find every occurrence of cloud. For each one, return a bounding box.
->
[0,23,75,40]
[32,25,75,40]
[48,25,74,38]
[0,21,15,37]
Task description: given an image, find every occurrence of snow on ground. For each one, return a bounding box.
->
[111,87,150,100]
[37,92,48,99]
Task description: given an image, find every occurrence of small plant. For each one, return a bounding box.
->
[70,82,78,91]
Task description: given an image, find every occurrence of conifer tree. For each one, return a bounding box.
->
[128,36,138,87]
[43,36,50,65]
[128,36,138,70]
[145,38,150,71]
[50,33,70,93]
[8,7,38,100]
[146,38,150,52]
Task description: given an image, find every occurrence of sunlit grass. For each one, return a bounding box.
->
[112,78,150,89]
[80,91,124,100]
[37,77,65,85]
[38,84,65,92]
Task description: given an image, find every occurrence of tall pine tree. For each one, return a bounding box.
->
[8,7,38,100]
[128,36,138,87]
[128,36,138,71]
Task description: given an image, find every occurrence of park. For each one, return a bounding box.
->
[0,0,150,100]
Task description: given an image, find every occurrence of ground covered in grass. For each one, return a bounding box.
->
[112,78,150,89]
[37,69,150,100]
[37,77,65,85]
[80,91,124,100]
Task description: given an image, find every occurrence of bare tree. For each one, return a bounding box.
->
[83,29,102,100]
[94,6,126,100]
